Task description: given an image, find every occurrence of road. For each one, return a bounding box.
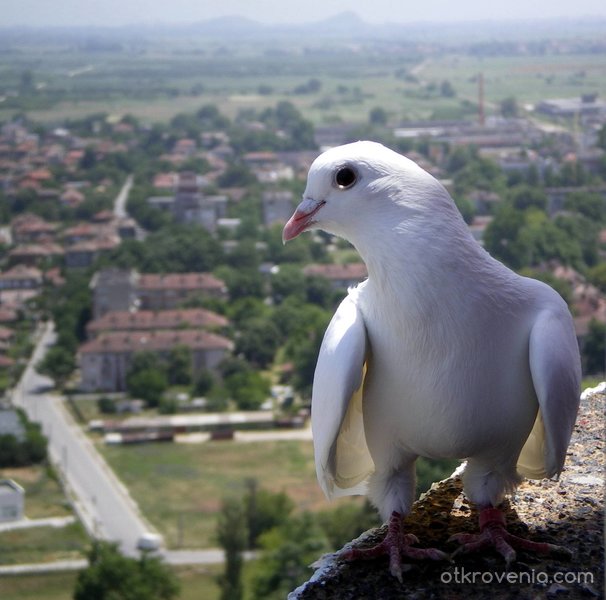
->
[13,322,151,557]
[113,174,133,219]
[11,322,233,566]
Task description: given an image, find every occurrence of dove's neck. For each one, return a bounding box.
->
[351,210,505,318]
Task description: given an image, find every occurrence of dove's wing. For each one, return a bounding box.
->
[312,292,374,499]
[517,309,581,479]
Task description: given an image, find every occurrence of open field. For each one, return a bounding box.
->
[1,35,605,126]
[100,438,359,549]
[0,563,231,600]
[0,522,88,566]
[0,571,78,600]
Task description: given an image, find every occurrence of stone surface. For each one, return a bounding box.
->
[290,387,605,599]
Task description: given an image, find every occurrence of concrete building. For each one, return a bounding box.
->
[91,269,140,319]
[536,94,606,118]
[78,329,233,392]
[136,272,228,310]
[172,172,227,232]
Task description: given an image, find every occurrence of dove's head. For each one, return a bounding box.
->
[283,141,456,246]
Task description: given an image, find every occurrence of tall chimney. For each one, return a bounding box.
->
[478,72,485,127]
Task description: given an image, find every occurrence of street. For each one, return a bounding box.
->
[113,174,133,219]
[13,322,152,557]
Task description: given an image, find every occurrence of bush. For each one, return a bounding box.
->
[98,396,117,414]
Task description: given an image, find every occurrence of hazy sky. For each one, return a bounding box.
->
[4,0,606,27]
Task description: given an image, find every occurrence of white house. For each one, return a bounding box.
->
[0,479,24,522]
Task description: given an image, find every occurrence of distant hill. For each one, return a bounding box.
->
[1,12,606,45]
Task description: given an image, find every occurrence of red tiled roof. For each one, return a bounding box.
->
[0,355,15,368]
[9,243,64,257]
[0,309,18,323]
[303,263,368,281]
[0,264,43,280]
[87,308,228,335]
[137,273,226,292]
[79,329,233,354]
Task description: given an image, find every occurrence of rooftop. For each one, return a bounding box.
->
[79,329,233,354]
[86,308,229,335]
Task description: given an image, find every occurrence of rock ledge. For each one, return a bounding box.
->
[289,386,605,600]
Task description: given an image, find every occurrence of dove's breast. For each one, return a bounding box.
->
[357,278,540,464]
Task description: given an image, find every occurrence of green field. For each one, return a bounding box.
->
[100,438,356,549]
[2,34,605,127]
[0,523,88,566]
[0,563,231,600]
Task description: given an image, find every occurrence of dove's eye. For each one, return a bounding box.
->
[334,166,357,190]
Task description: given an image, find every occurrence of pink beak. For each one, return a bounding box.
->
[282,199,325,243]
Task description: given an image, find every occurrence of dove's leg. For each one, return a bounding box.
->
[341,511,448,581]
[454,460,570,563]
[340,462,448,581]
[449,507,570,564]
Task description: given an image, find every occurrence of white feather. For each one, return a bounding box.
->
[311,289,374,499]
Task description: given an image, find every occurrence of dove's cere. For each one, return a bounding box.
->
[283,141,581,577]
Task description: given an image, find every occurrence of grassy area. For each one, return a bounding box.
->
[0,465,72,519]
[0,563,246,600]
[100,439,356,549]
[0,572,78,600]
[0,522,88,566]
[2,40,604,127]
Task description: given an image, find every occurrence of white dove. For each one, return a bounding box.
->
[283,141,581,579]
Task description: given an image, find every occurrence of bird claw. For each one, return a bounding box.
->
[449,507,571,564]
[340,511,449,581]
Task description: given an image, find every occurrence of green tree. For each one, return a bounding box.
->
[583,319,605,375]
[587,262,606,294]
[166,345,192,386]
[234,318,280,368]
[500,96,519,118]
[243,479,295,549]
[250,513,330,600]
[126,369,168,407]
[508,185,547,212]
[440,80,456,97]
[192,368,215,396]
[36,347,76,389]
[224,370,270,411]
[317,501,381,550]
[74,541,179,600]
[483,204,529,269]
[369,107,388,126]
[126,352,168,406]
[216,497,248,600]
[564,191,606,223]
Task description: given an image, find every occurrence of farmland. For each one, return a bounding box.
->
[1,25,605,127]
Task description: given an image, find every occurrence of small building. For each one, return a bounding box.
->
[0,479,24,522]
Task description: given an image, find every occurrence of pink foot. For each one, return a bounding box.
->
[449,507,571,565]
[340,511,449,582]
